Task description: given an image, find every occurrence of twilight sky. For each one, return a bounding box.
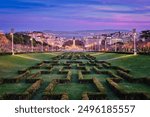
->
[0,0,150,32]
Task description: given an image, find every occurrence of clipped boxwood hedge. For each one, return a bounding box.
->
[93,78,105,93]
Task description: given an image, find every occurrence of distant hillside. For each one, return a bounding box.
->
[43,29,130,39]
[0,33,10,45]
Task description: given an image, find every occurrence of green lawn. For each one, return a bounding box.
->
[53,83,98,100]
[120,83,150,93]
[0,83,30,95]
[91,53,150,77]
[0,53,61,78]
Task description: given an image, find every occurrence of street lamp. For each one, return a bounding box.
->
[105,38,107,51]
[11,28,14,55]
[30,37,33,52]
[98,39,101,51]
[133,29,137,55]
[51,42,54,52]
[41,38,44,52]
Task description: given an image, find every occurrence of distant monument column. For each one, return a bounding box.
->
[72,37,76,47]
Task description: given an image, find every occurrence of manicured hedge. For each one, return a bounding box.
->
[1,78,19,83]
[77,65,86,70]
[79,79,93,84]
[44,79,58,93]
[111,66,130,73]
[93,78,105,93]
[78,71,84,80]
[106,78,126,98]
[2,70,30,83]
[93,66,101,74]
[100,70,121,78]
[86,54,96,60]
[41,71,51,74]
[95,64,103,69]
[101,63,110,68]
[82,92,89,100]
[87,92,106,100]
[117,70,134,82]
[42,93,63,100]
[36,62,44,66]
[106,78,150,100]
[66,71,72,81]
[59,68,68,74]
[25,78,41,83]
[66,61,83,64]
[18,69,28,74]
[14,70,30,81]
[82,67,91,74]
[2,93,29,100]
[63,66,71,69]
[27,71,41,79]
[29,65,40,69]
[61,93,69,100]
[24,79,43,96]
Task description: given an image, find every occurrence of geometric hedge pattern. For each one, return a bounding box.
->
[0,52,150,100]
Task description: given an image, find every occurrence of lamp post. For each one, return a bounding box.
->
[11,28,14,55]
[115,38,117,52]
[51,42,53,52]
[98,39,101,51]
[133,29,137,55]
[105,38,107,51]
[30,37,33,52]
[42,38,44,52]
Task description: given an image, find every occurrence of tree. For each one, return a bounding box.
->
[140,30,150,42]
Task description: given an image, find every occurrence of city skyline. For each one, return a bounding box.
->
[0,0,150,32]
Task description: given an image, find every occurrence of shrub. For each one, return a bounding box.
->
[24,79,43,97]
[83,67,90,74]
[61,93,69,100]
[2,93,29,100]
[66,71,72,81]
[30,65,40,69]
[87,92,106,100]
[14,70,30,82]
[44,79,58,93]
[41,71,51,74]
[2,78,19,83]
[93,66,101,74]
[42,93,62,100]
[18,69,28,74]
[27,71,41,79]
[98,61,111,65]
[93,78,105,93]
[101,63,110,68]
[59,68,68,74]
[82,92,89,100]
[78,71,84,80]
[117,70,134,82]
[111,66,130,73]
[79,79,93,83]
[95,64,103,69]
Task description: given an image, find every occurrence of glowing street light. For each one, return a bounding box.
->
[11,28,14,55]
